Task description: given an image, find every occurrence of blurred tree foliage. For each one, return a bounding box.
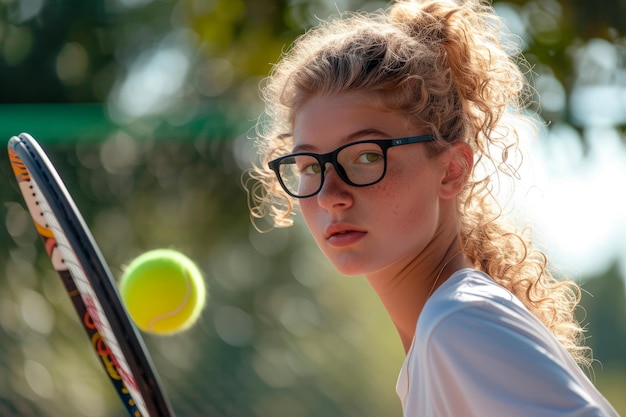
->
[0,0,625,416]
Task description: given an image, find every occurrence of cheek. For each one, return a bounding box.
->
[299,200,313,222]
[299,200,322,236]
[376,166,441,222]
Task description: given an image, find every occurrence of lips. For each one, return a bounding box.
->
[325,224,367,247]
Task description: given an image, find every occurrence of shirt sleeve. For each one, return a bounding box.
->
[422,304,617,417]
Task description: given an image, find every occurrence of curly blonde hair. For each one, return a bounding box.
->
[247,0,590,365]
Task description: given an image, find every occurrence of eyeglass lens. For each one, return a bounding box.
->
[277,141,386,197]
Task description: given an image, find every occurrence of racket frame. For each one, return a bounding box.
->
[8,133,175,417]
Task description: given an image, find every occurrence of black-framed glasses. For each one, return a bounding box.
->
[268,135,436,198]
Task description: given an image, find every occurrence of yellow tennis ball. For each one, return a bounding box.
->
[119,249,207,335]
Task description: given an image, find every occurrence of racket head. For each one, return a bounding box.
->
[8,133,175,417]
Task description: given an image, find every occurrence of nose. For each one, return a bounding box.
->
[316,163,353,210]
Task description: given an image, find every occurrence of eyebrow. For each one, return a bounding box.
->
[291,128,389,153]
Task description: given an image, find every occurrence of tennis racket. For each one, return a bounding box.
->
[7,132,176,417]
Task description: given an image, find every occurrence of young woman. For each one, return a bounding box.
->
[247,0,620,415]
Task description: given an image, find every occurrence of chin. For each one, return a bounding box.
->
[318,246,374,277]
[328,258,372,277]
[335,268,366,277]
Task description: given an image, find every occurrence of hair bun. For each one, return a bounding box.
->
[390,0,459,44]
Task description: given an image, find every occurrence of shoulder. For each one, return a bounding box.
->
[401,270,620,416]
[416,268,553,351]
[419,268,526,330]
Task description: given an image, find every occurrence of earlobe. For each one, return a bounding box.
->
[440,142,473,200]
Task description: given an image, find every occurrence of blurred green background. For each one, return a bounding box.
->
[1,0,625,416]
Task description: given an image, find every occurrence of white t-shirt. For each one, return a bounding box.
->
[397,268,619,417]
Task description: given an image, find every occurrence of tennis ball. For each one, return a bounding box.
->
[119,249,207,335]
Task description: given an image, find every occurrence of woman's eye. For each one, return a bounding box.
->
[357,152,383,164]
[301,163,322,175]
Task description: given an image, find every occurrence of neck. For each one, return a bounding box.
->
[365,235,471,353]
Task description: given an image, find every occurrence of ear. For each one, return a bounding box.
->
[439,142,473,200]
